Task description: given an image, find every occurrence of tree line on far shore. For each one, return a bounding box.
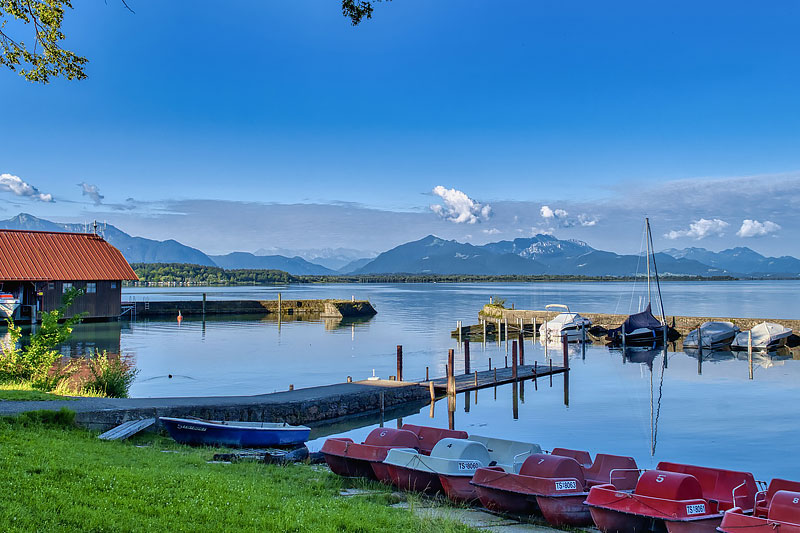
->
[129,263,740,285]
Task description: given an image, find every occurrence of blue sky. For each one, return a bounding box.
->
[1,1,799,256]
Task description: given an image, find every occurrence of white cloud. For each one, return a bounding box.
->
[540,205,596,227]
[482,228,501,235]
[430,186,491,224]
[78,182,104,205]
[736,219,781,238]
[0,173,53,202]
[664,218,729,240]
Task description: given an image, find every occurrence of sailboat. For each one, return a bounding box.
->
[606,218,669,346]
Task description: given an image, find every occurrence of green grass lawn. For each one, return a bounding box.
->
[0,382,73,401]
[0,409,474,532]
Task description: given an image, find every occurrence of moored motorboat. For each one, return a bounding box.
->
[719,489,800,533]
[731,322,793,351]
[683,321,739,349]
[472,450,638,527]
[539,304,592,342]
[0,292,20,319]
[160,417,310,447]
[321,427,420,480]
[586,462,758,533]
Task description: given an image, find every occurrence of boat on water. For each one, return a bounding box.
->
[382,436,540,500]
[0,292,20,319]
[471,450,638,527]
[731,322,793,351]
[320,424,467,482]
[160,417,310,448]
[539,304,592,342]
[683,321,740,349]
[586,461,758,533]
[606,304,668,346]
[720,489,800,533]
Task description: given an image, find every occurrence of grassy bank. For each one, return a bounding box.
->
[0,410,473,532]
[0,382,73,401]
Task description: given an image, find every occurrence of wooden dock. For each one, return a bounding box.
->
[426,363,566,393]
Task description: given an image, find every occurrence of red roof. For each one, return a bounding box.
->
[0,229,139,281]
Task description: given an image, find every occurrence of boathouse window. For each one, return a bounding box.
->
[48,282,54,290]
[111,282,117,289]
[62,282,73,293]
[86,282,97,294]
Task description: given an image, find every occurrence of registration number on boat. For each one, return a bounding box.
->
[176,424,207,432]
[554,480,577,491]
[457,461,482,471]
[686,504,706,515]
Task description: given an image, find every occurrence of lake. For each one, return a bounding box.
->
[10,281,800,481]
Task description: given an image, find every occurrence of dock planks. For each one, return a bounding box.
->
[98,418,156,440]
[425,363,566,393]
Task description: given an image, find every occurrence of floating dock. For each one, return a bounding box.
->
[427,363,566,393]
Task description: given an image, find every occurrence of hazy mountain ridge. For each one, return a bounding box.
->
[3,214,797,277]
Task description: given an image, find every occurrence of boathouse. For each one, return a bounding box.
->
[0,229,138,321]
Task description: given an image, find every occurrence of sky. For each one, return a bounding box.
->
[1,0,799,258]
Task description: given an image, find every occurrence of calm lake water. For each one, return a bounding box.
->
[10,281,800,481]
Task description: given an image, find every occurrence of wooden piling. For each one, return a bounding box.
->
[396,345,403,382]
[278,292,282,315]
[512,340,518,380]
[447,349,455,397]
[457,320,462,344]
[464,339,470,374]
[425,366,429,381]
[289,384,294,391]
[748,330,753,380]
[549,360,553,386]
[533,317,537,340]
[562,334,569,371]
[202,292,206,315]
[494,367,497,383]
[518,332,525,365]
[429,379,435,401]
[474,370,478,387]
[347,376,352,383]
[488,357,492,370]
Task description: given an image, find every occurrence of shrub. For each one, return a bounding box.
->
[81,350,139,398]
[11,407,76,428]
[486,296,506,309]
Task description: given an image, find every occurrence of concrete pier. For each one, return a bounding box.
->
[0,380,426,432]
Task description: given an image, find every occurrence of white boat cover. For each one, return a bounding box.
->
[383,437,540,477]
[683,321,739,349]
[731,322,793,350]
[539,309,592,341]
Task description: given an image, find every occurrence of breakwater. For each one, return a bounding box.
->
[474,305,800,336]
[124,298,377,319]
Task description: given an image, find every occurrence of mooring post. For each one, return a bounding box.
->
[202,292,206,316]
[562,333,569,371]
[518,332,525,365]
[497,318,501,346]
[494,367,497,383]
[505,355,508,368]
[482,319,487,346]
[504,318,509,353]
[457,320,462,344]
[534,361,538,388]
[621,322,626,351]
[397,345,403,382]
[563,366,570,407]
[347,376,352,383]
[698,326,703,375]
[447,349,455,397]
[512,340,518,380]
[512,381,519,420]
[289,384,294,391]
[549,359,553,386]
[278,292,282,315]
[488,357,492,370]
[533,317,537,341]
[474,370,478,388]
[464,339,470,374]
[748,330,753,380]
[425,366,429,381]
[429,379,435,401]
[581,324,586,359]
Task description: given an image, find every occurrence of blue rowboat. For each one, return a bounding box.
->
[160,417,311,448]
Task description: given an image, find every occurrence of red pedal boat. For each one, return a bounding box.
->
[321,427,420,480]
[719,489,800,532]
[586,462,758,533]
[471,450,638,527]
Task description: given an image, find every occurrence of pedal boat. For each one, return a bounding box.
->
[321,427,420,479]
[371,424,467,483]
[720,486,800,532]
[383,436,538,498]
[586,462,758,533]
[472,450,638,527]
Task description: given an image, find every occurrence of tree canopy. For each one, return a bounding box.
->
[1,1,387,83]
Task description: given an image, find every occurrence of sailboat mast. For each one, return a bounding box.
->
[646,218,668,324]
[646,218,652,307]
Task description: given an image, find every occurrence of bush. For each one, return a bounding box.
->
[486,296,506,309]
[81,351,139,398]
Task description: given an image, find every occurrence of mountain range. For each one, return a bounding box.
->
[1,213,798,277]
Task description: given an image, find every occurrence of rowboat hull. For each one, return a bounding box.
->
[160,417,310,448]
